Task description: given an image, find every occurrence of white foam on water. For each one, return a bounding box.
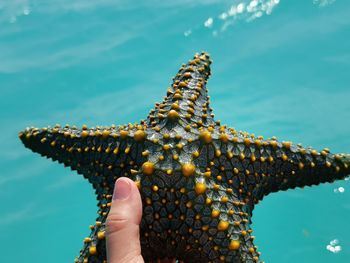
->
[204,17,214,28]
[184,30,192,37]
[313,0,336,7]
[326,239,342,253]
[217,0,281,32]
[334,186,345,193]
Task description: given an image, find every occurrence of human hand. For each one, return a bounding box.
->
[106,178,177,263]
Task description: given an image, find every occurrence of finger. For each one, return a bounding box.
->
[106,177,144,263]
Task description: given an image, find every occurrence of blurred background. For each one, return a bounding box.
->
[0,0,349,262]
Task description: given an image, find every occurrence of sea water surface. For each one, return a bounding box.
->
[0,0,349,262]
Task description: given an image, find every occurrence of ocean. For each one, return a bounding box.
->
[0,0,349,262]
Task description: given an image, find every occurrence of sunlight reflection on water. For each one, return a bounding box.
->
[326,239,342,253]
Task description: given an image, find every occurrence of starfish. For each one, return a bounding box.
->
[19,52,350,263]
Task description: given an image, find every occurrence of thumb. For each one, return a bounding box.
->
[106,177,144,263]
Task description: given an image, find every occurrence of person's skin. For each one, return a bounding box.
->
[106,177,177,263]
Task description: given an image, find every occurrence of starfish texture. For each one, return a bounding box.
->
[20,52,350,263]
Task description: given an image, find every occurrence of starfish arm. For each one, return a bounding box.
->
[75,198,109,263]
[257,141,350,196]
[18,125,126,189]
[145,52,216,129]
[198,130,350,202]
[201,181,263,262]
[214,133,350,199]
[20,125,149,261]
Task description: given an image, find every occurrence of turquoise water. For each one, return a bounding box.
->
[1,0,349,262]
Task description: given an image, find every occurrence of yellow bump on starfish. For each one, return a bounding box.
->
[205,198,212,205]
[134,130,146,141]
[299,162,304,170]
[201,225,209,232]
[173,93,182,100]
[120,130,128,139]
[182,163,196,177]
[97,231,105,240]
[239,153,245,160]
[130,169,138,175]
[233,220,240,226]
[250,154,256,162]
[254,139,262,147]
[84,237,91,243]
[217,220,229,231]
[282,154,288,161]
[253,256,259,262]
[171,103,180,111]
[113,147,119,155]
[219,133,229,142]
[203,171,211,178]
[102,130,110,138]
[321,150,328,156]
[195,182,206,194]
[142,162,155,175]
[80,130,89,138]
[124,147,130,154]
[199,130,212,143]
[213,184,220,191]
[176,143,184,150]
[269,140,278,148]
[249,247,255,253]
[135,180,141,189]
[229,240,240,250]
[282,141,291,149]
[211,210,220,218]
[167,109,179,121]
[89,246,97,255]
[192,150,200,158]
[178,81,187,88]
[220,196,229,203]
[311,149,318,156]
[335,154,342,161]
[163,144,171,151]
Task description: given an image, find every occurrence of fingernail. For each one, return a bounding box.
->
[113,178,131,200]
